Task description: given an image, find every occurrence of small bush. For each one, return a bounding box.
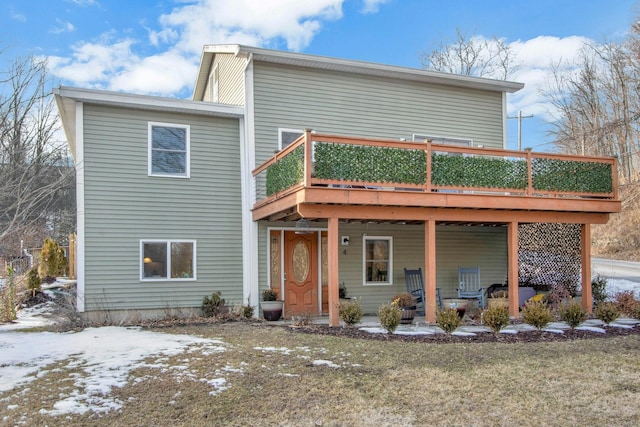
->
[378,301,401,334]
[629,303,640,320]
[262,288,279,301]
[482,305,510,333]
[436,308,462,334]
[591,275,608,306]
[338,298,363,327]
[547,283,572,305]
[202,291,226,317]
[522,301,553,330]
[595,302,620,324]
[559,301,586,329]
[391,292,416,308]
[291,311,314,326]
[39,238,68,278]
[339,282,348,299]
[27,268,41,297]
[614,291,639,316]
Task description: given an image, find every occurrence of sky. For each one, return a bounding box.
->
[1,0,639,151]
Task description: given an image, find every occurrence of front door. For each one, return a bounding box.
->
[284,231,318,316]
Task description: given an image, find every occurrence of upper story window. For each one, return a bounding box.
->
[279,128,304,150]
[363,236,393,286]
[141,240,196,281]
[148,122,190,178]
[412,134,472,147]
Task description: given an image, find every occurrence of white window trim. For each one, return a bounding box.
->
[148,122,191,178]
[362,235,393,286]
[278,128,304,150]
[140,239,197,281]
[412,133,473,146]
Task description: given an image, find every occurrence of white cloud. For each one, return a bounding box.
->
[361,0,389,14]
[10,12,26,22]
[51,19,75,34]
[507,35,592,122]
[49,0,348,96]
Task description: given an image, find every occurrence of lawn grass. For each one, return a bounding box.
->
[2,323,640,426]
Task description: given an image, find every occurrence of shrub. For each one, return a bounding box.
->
[391,292,415,309]
[262,288,279,301]
[629,303,640,320]
[482,305,510,333]
[559,301,586,329]
[614,291,639,316]
[595,302,620,324]
[436,308,462,334]
[547,283,572,305]
[39,238,68,278]
[338,298,363,327]
[522,301,553,330]
[378,301,401,334]
[27,267,42,297]
[202,291,226,317]
[591,275,608,306]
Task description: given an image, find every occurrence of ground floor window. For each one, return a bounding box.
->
[141,240,196,280]
[363,236,392,285]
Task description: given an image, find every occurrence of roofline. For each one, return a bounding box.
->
[54,86,244,118]
[54,86,244,160]
[193,44,524,100]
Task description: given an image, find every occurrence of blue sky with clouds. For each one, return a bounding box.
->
[1,0,638,150]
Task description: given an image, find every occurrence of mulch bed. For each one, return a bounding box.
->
[288,323,640,344]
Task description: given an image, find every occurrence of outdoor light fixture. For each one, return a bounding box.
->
[143,257,152,264]
[295,218,312,235]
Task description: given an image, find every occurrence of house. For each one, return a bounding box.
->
[55,44,621,325]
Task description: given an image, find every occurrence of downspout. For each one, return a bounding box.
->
[240,53,260,313]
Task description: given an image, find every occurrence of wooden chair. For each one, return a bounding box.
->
[458,267,485,308]
[404,268,442,315]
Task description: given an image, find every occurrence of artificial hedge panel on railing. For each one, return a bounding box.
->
[431,154,528,190]
[531,158,613,193]
[266,145,304,196]
[313,142,427,184]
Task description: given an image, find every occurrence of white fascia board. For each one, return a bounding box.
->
[54,86,244,119]
[201,44,524,94]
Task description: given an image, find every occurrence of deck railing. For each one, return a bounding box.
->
[253,131,618,205]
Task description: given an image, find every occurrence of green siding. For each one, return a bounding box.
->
[252,62,505,164]
[82,104,243,311]
[259,223,507,314]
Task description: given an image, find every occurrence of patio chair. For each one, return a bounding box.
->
[404,267,442,315]
[457,267,485,308]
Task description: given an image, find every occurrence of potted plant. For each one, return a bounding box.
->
[392,292,417,324]
[261,288,283,321]
[339,282,349,301]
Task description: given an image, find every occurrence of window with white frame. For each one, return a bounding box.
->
[363,236,392,285]
[148,122,190,177]
[278,128,304,150]
[141,240,196,280]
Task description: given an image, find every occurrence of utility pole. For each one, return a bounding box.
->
[508,111,534,150]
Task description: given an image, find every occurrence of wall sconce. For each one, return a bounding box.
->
[143,257,152,264]
[341,236,349,246]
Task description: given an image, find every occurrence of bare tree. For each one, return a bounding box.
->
[0,54,75,256]
[544,37,640,183]
[421,28,516,80]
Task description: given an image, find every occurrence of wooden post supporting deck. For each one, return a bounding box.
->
[425,219,437,323]
[581,224,593,313]
[328,217,340,326]
[507,222,520,318]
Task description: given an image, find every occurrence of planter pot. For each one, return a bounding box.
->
[400,306,417,324]
[261,300,284,321]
